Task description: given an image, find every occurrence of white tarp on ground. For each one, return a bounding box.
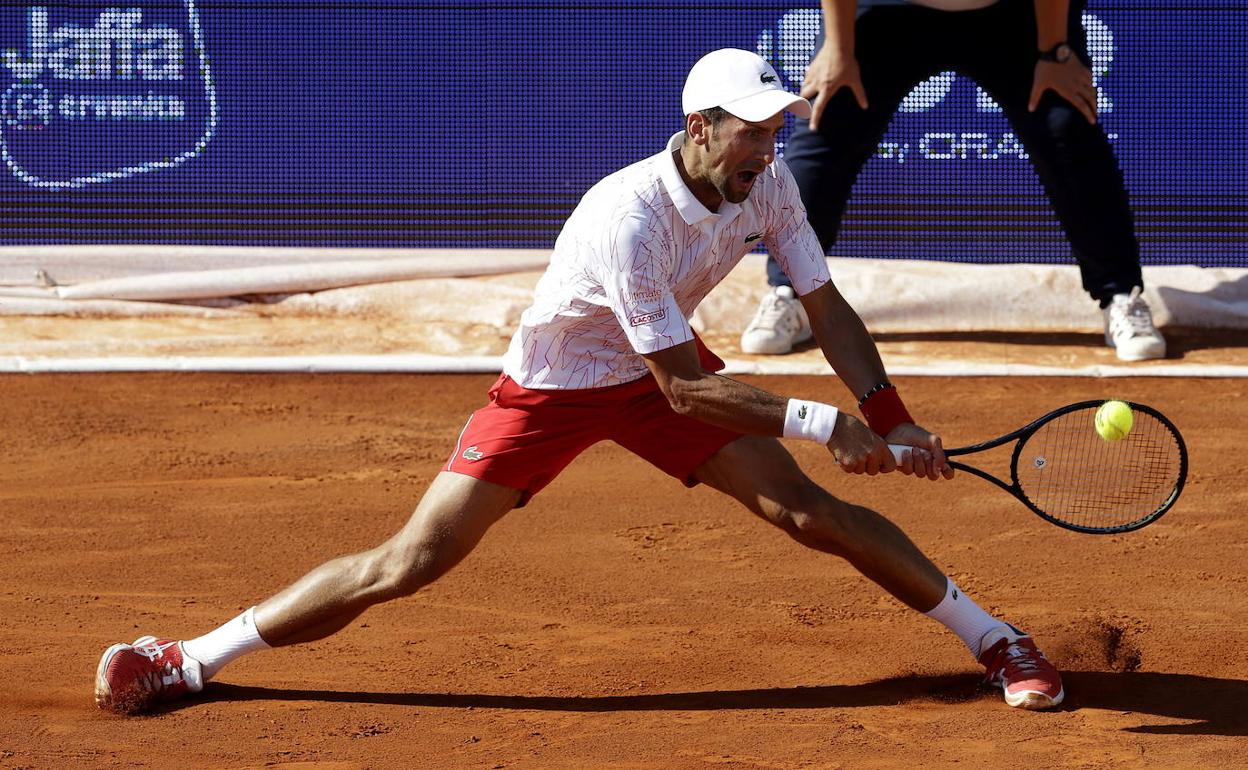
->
[0,247,1244,374]
[0,245,555,286]
[3,248,1243,331]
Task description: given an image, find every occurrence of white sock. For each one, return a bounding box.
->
[923,579,1008,659]
[182,606,272,681]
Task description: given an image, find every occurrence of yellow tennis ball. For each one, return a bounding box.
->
[1095,400,1133,441]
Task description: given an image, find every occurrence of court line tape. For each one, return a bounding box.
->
[1,355,1246,377]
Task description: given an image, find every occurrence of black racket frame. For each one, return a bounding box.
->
[944,400,1188,534]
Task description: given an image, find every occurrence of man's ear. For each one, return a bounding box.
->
[686,112,712,146]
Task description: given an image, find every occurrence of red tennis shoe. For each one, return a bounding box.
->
[95,635,204,714]
[978,626,1065,710]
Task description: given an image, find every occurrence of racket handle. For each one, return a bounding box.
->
[888,444,911,464]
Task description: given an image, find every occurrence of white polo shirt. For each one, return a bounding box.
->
[502,132,830,390]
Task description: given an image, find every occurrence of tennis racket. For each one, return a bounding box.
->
[889,400,1187,534]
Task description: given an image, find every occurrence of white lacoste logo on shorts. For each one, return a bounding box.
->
[629,308,666,327]
[462,446,484,462]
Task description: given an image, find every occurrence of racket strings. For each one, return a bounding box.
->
[1015,409,1182,531]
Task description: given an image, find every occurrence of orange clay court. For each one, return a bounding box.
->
[0,371,1244,769]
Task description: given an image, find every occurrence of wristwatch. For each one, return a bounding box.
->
[1038,42,1074,63]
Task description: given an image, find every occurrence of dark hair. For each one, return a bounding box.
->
[696,106,732,126]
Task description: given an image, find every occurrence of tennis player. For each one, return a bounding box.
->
[95,48,1063,715]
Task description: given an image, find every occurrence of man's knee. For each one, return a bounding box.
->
[763,482,858,549]
[365,536,465,600]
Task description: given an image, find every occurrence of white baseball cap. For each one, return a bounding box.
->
[682,48,812,122]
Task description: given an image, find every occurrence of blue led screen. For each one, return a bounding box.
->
[0,1,1244,266]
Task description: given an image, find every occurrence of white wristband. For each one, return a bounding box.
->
[783,399,839,445]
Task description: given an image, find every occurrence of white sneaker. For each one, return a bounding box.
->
[740,286,812,355]
[1103,287,1166,361]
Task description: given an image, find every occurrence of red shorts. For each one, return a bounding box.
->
[444,373,742,506]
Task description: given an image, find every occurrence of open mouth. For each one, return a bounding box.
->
[736,170,759,185]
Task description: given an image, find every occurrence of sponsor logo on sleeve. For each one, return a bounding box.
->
[629,308,666,327]
[625,288,664,305]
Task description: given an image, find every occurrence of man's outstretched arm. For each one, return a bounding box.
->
[800,281,953,480]
[642,340,897,476]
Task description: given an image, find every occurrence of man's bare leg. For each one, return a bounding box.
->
[695,435,947,611]
[694,435,1064,709]
[253,472,522,647]
[96,472,522,713]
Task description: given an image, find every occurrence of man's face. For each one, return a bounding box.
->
[699,112,786,204]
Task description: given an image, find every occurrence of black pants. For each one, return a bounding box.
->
[772,0,1142,304]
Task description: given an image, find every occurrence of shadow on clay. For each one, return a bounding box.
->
[192,670,1247,736]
